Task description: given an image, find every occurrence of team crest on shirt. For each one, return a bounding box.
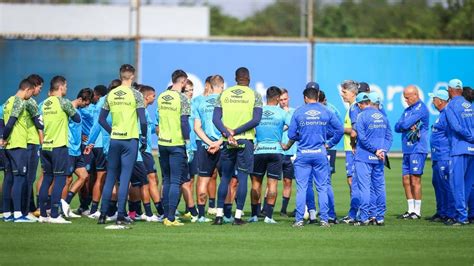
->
[305,110,320,117]
[462,102,471,109]
[231,89,245,96]
[371,113,383,120]
[114,90,127,97]
[206,98,216,105]
[162,95,174,101]
[263,110,274,117]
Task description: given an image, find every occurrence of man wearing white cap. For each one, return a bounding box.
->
[445,79,474,226]
[428,89,454,223]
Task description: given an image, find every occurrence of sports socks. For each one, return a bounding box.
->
[208,198,216,209]
[407,199,415,213]
[414,200,422,216]
[154,201,164,215]
[65,191,76,205]
[281,197,290,213]
[265,203,275,219]
[198,204,206,218]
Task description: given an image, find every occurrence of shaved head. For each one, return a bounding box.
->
[403,85,420,106]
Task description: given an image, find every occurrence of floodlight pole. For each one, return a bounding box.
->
[307,0,314,81]
[135,0,141,81]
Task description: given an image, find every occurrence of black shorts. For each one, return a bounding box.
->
[141,151,157,174]
[282,155,295,179]
[252,153,283,180]
[5,148,28,176]
[41,146,70,176]
[130,161,148,187]
[327,149,337,175]
[67,155,87,176]
[92,147,107,171]
[197,143,220,177]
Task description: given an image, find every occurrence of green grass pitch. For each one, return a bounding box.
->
[1,157,473,265]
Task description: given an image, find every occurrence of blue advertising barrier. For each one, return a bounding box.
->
[0,39,135,104]
[140,40,309,148]
[314,43,474,151]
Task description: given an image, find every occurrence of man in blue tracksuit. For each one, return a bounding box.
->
[353,93,392,226]
[428,89,454,222]
[283,82,343,227]
[445,79,474,226]
[395,85,429,219]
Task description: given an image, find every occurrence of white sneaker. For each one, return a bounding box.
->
[197,216,212,223]
[49,216,72,224]
[61,199,71,218]
[106,212,117,222]
[145,215,160,222]
[27,213,39,222]
[14,216,37,223]
[135,214,146,221]
[264,217,277,224]
[191,215,199,223]
[38,216,50,223]
[88,212,101,219]
[207,208,217,216]
[67,210,81,218]
[81,209,91,217]
[248,215,258,223]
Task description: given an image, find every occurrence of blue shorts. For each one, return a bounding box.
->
[327,149,337,174]
[141,151,156,174]
[81,144,94,172]
[252,153,283,180]
[5,148,28,176]
[197,143,220,177]
[402,153,427,176]
[130,161,148,187]
[188,150,198,177]
[220,139,254,174]
[345,151,354,178]
[92,147,107,171]
[41,146,70,176]
[0,148,7,171]
[282,155,294,179]
[67,155,87,176]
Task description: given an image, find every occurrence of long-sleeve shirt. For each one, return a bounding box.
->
[394,100,429,154]
[430,108,450,161]
[288,102,343,157]
[445,95,474,156]
[354,106,393,164]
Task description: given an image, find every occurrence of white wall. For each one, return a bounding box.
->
[0,3,209,38]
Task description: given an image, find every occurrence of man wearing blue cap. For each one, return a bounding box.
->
[395,85,429,219]
[428,89,454,223]
[445,79,474,226]
[352,92,392,226]
[283,82,343,227]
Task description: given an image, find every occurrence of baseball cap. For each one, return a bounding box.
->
[305,81,319,91]
[448,79,463,90]
[357,82,370,93]
[368,92,381,104]
[428,89,449,101]
[356,92,370,103]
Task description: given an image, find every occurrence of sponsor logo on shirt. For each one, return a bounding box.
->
[162,95,174,102]
[462,102,471,109]
[114,90,127,97]
[206,98,216,105]
[44,100,53,107]
[371,113,383,120]
[413,167,419,171]
[412,160,418,164]
[468,147,474,152]
[231,89,245,96]
[263,110,274,118]
[301,148,322,154]
[305,110,320,117]
[369,155,379,160]
[113,132,128,137]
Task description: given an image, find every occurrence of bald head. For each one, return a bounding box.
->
[403,85,420,106]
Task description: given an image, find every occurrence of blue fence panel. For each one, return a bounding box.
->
[140,40,309,148]
[314,43,474,151]
[0,39,135,104]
